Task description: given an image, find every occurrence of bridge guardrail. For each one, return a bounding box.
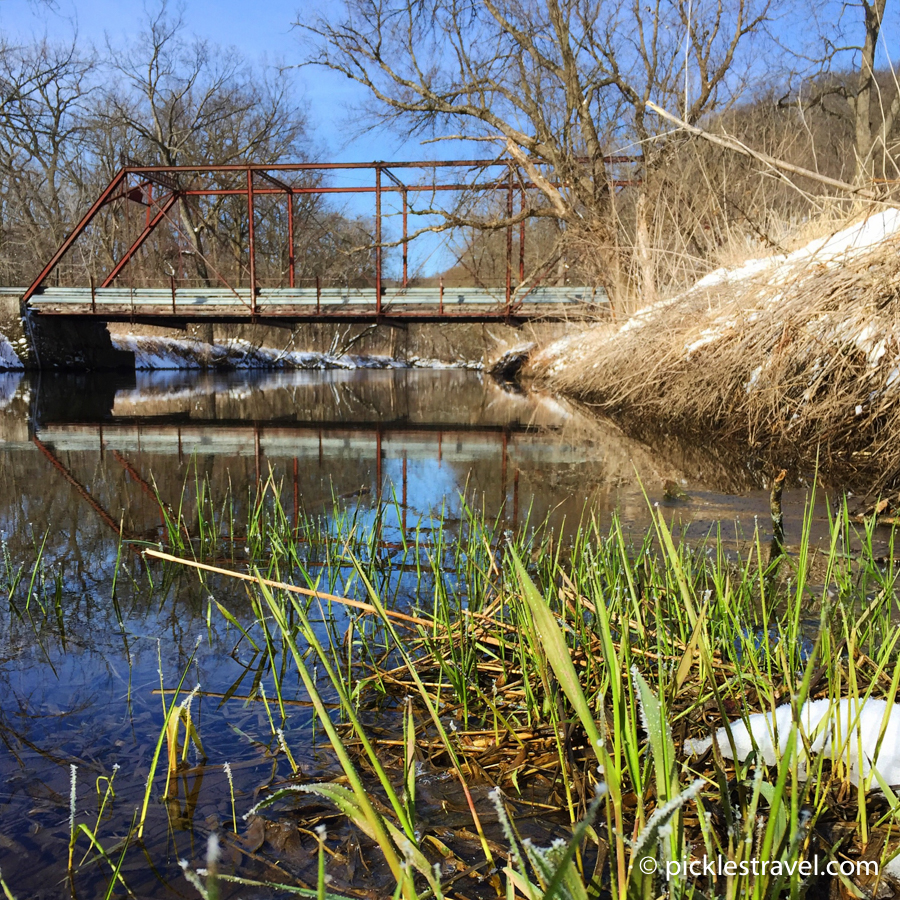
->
[27,285,608,315]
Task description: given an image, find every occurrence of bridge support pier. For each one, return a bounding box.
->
[0,294,134,370]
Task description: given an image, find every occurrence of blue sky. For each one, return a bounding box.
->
[8,0,894,278]
[0,0,417,162]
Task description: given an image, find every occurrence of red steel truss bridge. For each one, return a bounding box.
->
[22,158,622,325]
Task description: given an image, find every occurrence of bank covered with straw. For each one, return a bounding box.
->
[534,208,900,491]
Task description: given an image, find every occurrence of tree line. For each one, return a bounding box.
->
[3,0,900,305]
[0,5,378,290]
[303,0,900,307]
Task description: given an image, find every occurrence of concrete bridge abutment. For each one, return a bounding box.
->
[0,293,134,370]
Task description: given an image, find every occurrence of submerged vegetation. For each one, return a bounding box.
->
[6,468,900,899]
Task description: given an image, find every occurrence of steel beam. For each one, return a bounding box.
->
[402,190,408,287]
[288,192,295,288]
[247,168,257,313]
[375,165,382,315]
[121,155,638,173]
[506,167,513,313]
[176,180,637,196]
[23,169,127,302]
[100,192,178,288]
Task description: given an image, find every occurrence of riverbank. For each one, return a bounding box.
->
[0,298,579,371]
[108,333,484,370]
[530,208,900,494]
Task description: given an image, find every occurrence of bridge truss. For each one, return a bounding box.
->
[23,158,629,323]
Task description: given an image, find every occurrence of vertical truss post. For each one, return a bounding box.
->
[288,191,295,289]
[402,189,408,288]
[124,173,131,289]
[506,166,513,313]
[519,188,526,284]
[375,164,383,315]
[247,168,257,315]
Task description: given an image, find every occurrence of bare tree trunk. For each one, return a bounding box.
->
[851,0,887,182]
[635,190,658,305]
[177,197,212,286]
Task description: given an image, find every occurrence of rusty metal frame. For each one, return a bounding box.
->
[100,191,179,288]
[23,157,640,309]
[24,169,126,301]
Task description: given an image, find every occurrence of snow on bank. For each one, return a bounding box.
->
[111,335,482,371]
[693,207,900,290]
[0,332,24,371]
[535,208,900,380]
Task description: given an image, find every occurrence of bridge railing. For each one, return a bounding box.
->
[28,285,608,318]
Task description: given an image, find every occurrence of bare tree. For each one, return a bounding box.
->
[99,1,311,285]
[0,38,96,284]
[301,0,778,302]
[771,0,900,185]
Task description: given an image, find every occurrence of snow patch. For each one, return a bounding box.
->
[0,332,24,371]
[745,365,763,392]
[111,335,480,371]
[546,209,900,371]
[685,697,900,786]
[409,357,483,370]
[694,208,900,292]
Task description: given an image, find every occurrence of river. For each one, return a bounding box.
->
[0,368,842,897]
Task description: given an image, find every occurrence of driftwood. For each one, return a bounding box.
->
[143,548,435,628]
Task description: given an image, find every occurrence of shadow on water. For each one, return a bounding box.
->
[0,368,867,897]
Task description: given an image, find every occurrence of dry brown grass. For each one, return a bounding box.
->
[535,211,900,491]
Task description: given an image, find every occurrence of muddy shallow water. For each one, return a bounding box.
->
[0,368,871,897]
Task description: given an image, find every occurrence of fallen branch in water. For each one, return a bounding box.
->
[143,548,436,629]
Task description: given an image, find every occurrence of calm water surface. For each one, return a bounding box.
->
[0,368,844,897]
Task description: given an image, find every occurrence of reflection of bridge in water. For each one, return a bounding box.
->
[10,368,593,541]
[35,419,590,465]
[31,418,586,538]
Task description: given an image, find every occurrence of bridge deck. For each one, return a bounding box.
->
[28,286,607,322]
